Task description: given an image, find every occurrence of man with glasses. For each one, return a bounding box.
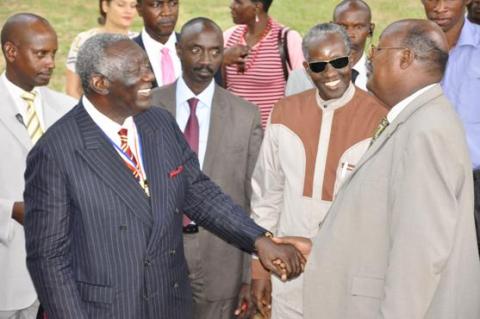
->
[285,0,374,96]
[299,19,480,319]
[249,23,386,319]
[421,0,480,254]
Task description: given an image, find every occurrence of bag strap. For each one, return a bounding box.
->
[278,27,291,81]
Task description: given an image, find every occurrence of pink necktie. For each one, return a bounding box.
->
[182,98,200,226]
[161,47,175,85]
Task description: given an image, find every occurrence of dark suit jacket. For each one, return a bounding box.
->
[152,82,263,300]
[24,103,265,319]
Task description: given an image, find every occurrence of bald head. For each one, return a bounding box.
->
[385,19,448,77]
[1,13,57,91]
[1,13,53,50]
[179,17,223,45]
[367,19,449,107]
[333,0,371,21]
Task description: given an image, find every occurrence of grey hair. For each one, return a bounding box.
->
[302,23,352,60]
[76,33,130,94]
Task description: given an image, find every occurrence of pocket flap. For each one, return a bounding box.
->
[77,281,114,304]
[351,276,384,299]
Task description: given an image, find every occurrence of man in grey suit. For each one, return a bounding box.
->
[23,33,305,319]
[0,13,75,319]
[152,18,262,319]
[289,19,480,318]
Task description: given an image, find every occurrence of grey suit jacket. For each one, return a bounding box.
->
[303,84,480,319]
[24,103,266,319]
[151,82,263,300]
[0,80,75,311]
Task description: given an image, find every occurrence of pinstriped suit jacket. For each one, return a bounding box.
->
[23,102,266,319]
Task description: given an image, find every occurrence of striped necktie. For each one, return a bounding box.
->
[21,91,44,144]
[369,116,389,147]
[118,128,141,182]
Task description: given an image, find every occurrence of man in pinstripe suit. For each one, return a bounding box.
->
[23,33,305,319]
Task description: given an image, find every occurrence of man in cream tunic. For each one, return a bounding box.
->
[250,23,386,319]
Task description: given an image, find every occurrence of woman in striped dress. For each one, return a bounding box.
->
[224,0,304,128]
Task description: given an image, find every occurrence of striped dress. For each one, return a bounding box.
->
[225,21,295,128]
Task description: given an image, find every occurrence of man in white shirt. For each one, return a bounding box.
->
[152,18,263,319]
[0,13,75,319]
[285,0,374,95]
[134,0,182,88]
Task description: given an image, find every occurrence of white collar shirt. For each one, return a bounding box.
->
[175,77,215,169]
[387,83,437,123]
[82,96,147,181]
[352,53,368,91]
[1,72,45,130]
[141,29,182,87]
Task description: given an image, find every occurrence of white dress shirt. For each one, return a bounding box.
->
[82,96,147,182]
[175,77,214,169]
[387,83,437,123]
[352,53,368,91]
[141,29,182,86]
[1,72,45,130]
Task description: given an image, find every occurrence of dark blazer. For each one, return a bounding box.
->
[152,82,263,300]
[24,103,265,319]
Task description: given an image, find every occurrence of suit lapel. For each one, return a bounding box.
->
[74,104,153,226]
[0,81,32,150]
[340,84,444,188]
[133,112,169,251]
[38,87,64,128]
[203,85,227,175]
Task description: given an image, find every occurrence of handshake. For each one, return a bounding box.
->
[254,235,312,281]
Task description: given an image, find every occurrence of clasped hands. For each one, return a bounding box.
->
[254,235,312,281]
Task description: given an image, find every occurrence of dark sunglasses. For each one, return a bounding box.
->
[308,56,349,73]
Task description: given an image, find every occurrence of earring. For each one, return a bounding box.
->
[255,12,259,23]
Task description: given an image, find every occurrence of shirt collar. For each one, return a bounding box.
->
[82,95,134,142]
[352,53,367,74]
[456,18,480,48]
[386,83,437,123]
[176,76,215,108]
[2,71,41,100]
[315,81,355,111]
[141,28,177,51]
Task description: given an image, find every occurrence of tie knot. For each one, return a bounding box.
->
[161,47,170,55]
[187,98,199,113]
[21,91,37,103]
[118,128,128,140]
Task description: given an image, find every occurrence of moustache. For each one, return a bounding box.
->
[194,66,214,75]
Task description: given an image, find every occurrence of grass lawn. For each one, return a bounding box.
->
[0,0,426,92]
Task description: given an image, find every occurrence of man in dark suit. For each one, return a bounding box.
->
[152,18,262,319]
[23,33,305,319]
[133,0,181,88]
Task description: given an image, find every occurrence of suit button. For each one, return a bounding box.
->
[144,259,152,267]
[169,249,176,256]
[175,208,180,214]
[173,282,179,289]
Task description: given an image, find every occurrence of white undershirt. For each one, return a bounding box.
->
[175,77,215,169]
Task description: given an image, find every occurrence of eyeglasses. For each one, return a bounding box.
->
[308,56,349,73]
[368,44,409,58]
